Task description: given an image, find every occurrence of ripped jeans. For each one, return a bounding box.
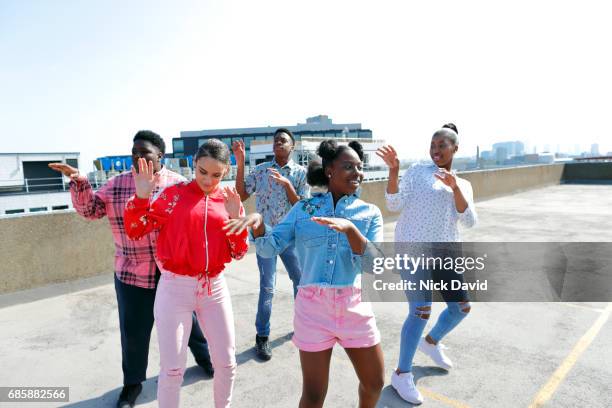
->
[255,244,301,337]
[154,272,236,408]
[397,261,471,373]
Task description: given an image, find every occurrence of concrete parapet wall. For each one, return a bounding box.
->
[459,163,565,201]
[562,162,612,183]
[0,163,602,294]
[0,212,114,294]
[244,164,567,218]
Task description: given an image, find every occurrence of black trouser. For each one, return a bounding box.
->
[114,271,211,385]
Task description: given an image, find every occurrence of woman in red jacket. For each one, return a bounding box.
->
[124,139,248,408]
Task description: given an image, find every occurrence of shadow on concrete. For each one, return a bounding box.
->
[0,274,112,309]
[235,331,294,365]
[59,365,212,407]
[59,333,293,407]
[376,365,449,407]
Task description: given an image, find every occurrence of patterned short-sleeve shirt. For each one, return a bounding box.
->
[245,158,309,226]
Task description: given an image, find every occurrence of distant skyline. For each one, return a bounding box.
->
[2,0,611,172]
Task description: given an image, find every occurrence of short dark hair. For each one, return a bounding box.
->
[133,130,166,154]
[307,140,364,187]
[274,128,295,145]
[195,139,231,165]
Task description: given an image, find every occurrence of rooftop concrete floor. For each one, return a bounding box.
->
[0,184,611,408]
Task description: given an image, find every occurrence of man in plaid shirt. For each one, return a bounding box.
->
[50,131,212,408]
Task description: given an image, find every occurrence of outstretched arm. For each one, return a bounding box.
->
[224,204,297,258]
[311,217,367,255]
[50,162,108,219]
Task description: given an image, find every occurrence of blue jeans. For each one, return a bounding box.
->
[397,300,470,372]
[255,245,302,337]
[397,258,470,372]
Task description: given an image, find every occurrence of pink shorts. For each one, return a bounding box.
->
[292,286,381,352]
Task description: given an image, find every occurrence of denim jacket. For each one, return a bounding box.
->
[251,192,384,288]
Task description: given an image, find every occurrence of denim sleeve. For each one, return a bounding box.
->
[250,202,299,258]
[366,206,384,242]
[351,206,385,271]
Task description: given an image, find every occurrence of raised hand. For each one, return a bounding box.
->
[268,168,290,187]
[48,162,84,181]
[434,168,458,190]
[231,140,246,165]
[222,213,264,236]
[311,216,356,234]
[132,158,159,199]
[375,145,400,170]
[222,186,242,219]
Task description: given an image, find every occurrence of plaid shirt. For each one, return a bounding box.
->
[70,167,185,289]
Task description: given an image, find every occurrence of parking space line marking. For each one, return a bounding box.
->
[528,302,612,407]
[420,386,471,408]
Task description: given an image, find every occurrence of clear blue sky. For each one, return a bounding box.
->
[2,0,611,172]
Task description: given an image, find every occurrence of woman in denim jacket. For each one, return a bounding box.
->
[224,140,385,408]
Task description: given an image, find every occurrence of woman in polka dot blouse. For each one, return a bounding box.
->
[376,123,477,405]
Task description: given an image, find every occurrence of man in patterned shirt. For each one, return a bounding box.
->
[49,131,212,408]
[233,128,309,361]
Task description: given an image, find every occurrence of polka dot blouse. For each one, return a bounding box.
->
[385,163,477,242]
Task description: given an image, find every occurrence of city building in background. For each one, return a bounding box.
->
[475,140,576,167]
[173,115,373,165]
[3,124,610,216]
[0,152,80,215]
[491,141,525,162]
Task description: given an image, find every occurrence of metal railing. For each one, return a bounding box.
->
[0,177,70,194]
[572,156,612,163]
[0,173,129,195]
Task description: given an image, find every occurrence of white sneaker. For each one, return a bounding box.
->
[391,371,424,405]
[418,337,453,370]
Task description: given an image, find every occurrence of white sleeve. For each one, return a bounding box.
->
[385,165,415,212]
[455,180,477,228]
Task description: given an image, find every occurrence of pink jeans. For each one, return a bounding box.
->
[154,271,236,408]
